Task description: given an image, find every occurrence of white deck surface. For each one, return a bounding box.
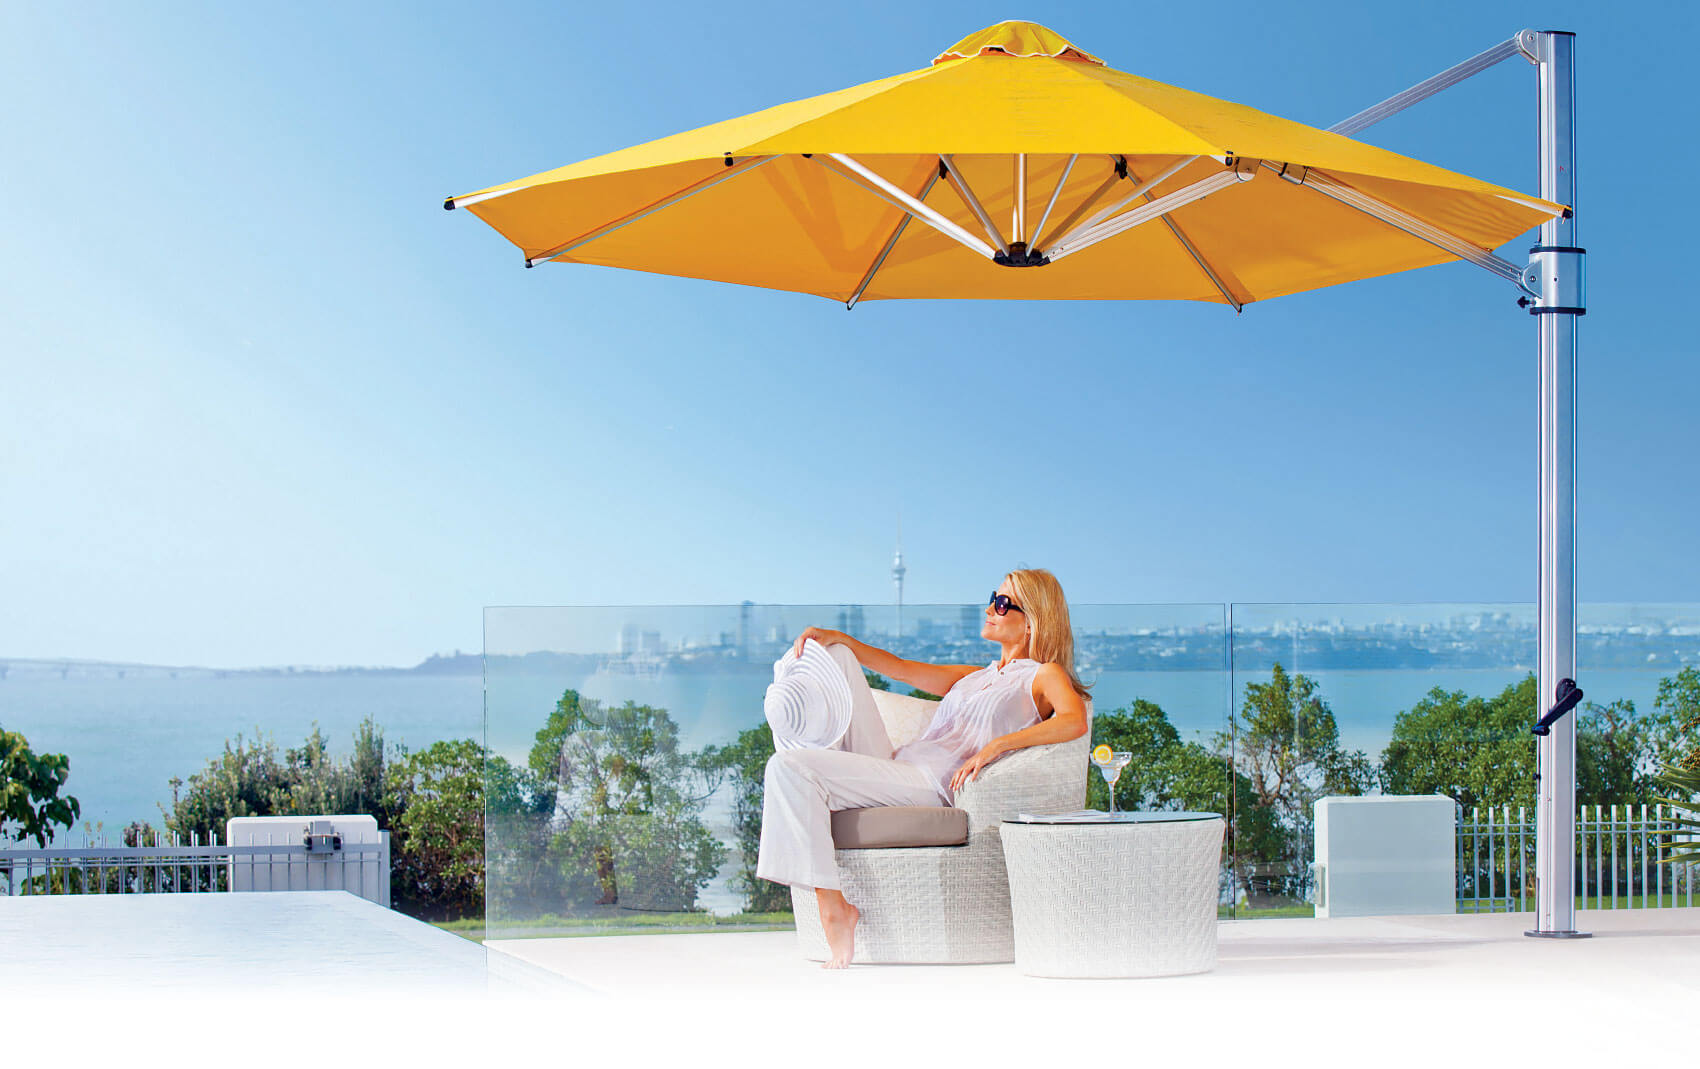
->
[3,896,1686,1057]
[489,907,1699,1004]
[479,909,1693,1057]
[0,891,581,998]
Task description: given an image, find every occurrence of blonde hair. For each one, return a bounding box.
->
[1005,568,1091,700]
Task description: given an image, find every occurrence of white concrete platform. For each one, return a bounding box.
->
[489,907,1700,1003]
[479,909,1693,1058]
[0,891,582,998]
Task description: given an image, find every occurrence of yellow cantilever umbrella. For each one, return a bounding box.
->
[447,20,1564,309]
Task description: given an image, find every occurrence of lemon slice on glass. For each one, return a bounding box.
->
[1092,744,1112,764]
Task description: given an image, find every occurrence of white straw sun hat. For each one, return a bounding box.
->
[764,638,854,751]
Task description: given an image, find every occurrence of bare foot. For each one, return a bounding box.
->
[818,890,859,969]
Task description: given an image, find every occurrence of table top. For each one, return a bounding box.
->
[1005,810,1223,826]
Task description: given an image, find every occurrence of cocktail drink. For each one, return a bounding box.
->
[1090,746,1134,814]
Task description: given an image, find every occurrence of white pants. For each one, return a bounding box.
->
[754,644,943,892]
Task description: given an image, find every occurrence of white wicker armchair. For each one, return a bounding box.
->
[790,689,1089,964]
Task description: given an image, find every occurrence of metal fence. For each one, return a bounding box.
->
[1457,805,1696,913]
[0,828,390,907]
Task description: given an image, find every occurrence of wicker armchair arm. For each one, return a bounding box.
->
[954,733,1089,833]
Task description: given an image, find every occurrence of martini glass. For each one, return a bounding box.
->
[1091,751,1134,814]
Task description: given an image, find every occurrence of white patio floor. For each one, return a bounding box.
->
[1,894,1687,1057]
[489,907,1700,1004]
[0,890,583,998]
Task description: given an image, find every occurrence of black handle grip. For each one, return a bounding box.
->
[1532,678,1583,736]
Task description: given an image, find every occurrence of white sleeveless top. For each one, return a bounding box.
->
[894,658,1043,802]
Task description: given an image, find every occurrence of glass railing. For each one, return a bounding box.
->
[1228,603,1696,917]
[482,602,1228,937]
[487,602,1698,936]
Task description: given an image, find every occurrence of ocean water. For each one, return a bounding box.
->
[1,674,483,833]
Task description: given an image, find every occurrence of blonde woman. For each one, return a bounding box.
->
[756,568,1091,968]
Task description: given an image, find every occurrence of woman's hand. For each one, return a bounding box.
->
[792,626,846,659]
[950,738,1010,794]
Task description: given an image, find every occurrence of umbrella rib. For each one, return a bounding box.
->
[1271,164,1534,292]
[1159,215,1243,312]
[846,168,942,310]
[523,155,778,268]
[1047,156,1201,251]
[939,155,1010,256]
[1027,153,1078,249]
[814,154,996,259]
[1036,163,1125,256]
[1047,166,1255,262]
[1119,158,1244,311]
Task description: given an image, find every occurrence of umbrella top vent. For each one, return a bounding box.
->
[933,20,1104,66]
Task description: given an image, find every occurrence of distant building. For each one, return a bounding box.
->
[960,603,981,638]
[892,532,906,638]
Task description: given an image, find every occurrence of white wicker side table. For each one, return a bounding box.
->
[1001,812,1224,979]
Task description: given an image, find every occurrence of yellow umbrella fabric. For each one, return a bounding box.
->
[449,21,1565,307]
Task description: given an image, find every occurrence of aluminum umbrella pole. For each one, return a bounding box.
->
[1329,25,1589,939]
[1527,30,1587,939]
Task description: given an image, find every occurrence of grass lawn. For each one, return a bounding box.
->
[1460,892,1697,913]
[434,911,796,942]
[433,896,1697,940]
[1221,903,1315,919]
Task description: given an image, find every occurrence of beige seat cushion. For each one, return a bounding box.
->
[832,806,969,849]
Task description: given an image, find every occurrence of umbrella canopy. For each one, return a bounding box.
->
[449,20,1564,308]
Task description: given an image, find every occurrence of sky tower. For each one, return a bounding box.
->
[891,523,906,640]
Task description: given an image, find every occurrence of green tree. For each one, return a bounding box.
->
[705,721,788,913]
[1090,701,1281,901]
[160,719,396,843]
[1087,700,1182,810]
[1381,678,1535,810]
[1653,667,1700,772]
[530,690,726,912]
[274,720,393,823]
[385,739,499,920]
[1,727,81,847]
[1231,664,1373,816]
[485,747,560,923]
[1382,675,1667,810]
[1226,664,1371,900]
[161,729,294,843]
[1576,698,1665,806]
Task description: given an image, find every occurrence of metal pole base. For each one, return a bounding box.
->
[1524,929,1592,939]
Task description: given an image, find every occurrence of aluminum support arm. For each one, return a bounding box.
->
[1270,164,1537,294]
[1329,31,1540,137]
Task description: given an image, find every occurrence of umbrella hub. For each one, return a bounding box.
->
[933,21,1104,66]
[994,242,1050,269]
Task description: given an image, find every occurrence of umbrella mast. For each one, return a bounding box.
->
[1528,30,1585,939]
[1341,29,1585,937]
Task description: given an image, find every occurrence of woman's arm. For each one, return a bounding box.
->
[791,627,980,697]
[948,662,1090,792]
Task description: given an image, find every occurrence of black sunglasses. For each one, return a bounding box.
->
[989,592,1025,616]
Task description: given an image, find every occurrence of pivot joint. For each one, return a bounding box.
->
[1522,245,1586,315]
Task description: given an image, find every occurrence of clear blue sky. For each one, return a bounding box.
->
[2,1,1694,668]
